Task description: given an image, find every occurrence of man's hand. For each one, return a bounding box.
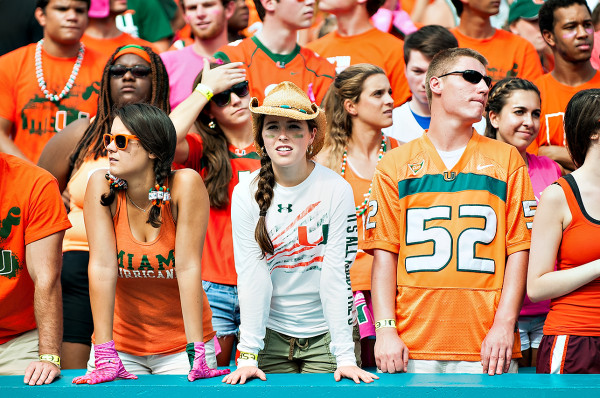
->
[480,322,514,375]
[23,360,60,385]
[222,366,266,385]
[374,328,409,373]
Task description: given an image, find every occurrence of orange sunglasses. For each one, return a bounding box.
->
[103,133,139,150]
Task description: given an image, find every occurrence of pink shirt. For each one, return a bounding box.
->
[521,153,562,316]
[160,45,205,109]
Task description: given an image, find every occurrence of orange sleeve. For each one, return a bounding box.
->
[505,150,534,255]
[518,39,544,82]
[0,50,18,123]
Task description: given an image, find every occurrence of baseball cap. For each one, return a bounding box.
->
[508,0,544,24]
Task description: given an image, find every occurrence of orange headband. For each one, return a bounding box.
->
[113,45,151,64]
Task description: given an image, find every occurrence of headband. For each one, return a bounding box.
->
[113,45,151,64]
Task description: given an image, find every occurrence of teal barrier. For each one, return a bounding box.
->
[2,369,600,398]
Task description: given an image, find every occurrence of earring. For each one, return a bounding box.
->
[208,120,216,129]
[307,145,313,155]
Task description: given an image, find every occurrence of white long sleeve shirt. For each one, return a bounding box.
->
[231,163,358,369]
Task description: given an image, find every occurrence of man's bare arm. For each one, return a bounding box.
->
[0,117,28,160]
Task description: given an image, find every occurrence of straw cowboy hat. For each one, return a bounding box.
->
[249,81,326,157]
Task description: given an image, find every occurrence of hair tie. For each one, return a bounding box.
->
[148,184,171,207]
[259,210,267,217]
[105,172,128,190]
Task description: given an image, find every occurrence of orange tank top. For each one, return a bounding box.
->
[112,190,215,356]
[544,175,600,336]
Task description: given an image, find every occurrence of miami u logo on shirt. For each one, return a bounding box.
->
[0,206,23,279]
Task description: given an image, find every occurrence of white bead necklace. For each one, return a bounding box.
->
[35,39,85,103]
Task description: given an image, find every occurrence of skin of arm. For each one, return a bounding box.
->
[171,170,210,342]
[170,59,246,165]
[527,183,600,301]
[480,250,528,375]
[0,117,28,160]
[37,118,90,192]
[538,145,575,173]
[83,170,119,344]
[371,249,409,373]
[23,231,65,385]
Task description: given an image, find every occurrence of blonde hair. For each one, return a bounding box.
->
[322,63,386,172]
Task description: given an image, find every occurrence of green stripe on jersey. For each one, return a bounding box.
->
[397,173,507,202]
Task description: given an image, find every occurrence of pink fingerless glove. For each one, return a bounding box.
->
[186,342,231,381]
[72,340,137,385]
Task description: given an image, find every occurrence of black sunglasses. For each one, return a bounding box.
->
[212,81,250,107]
[109,64,152,78]
[437,70,492,88]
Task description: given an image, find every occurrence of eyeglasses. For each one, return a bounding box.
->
[437,70,492,88]
[211,81,250,107]
[103,133,140,150]
[109,65,152,79]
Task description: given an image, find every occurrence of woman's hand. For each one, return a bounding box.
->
[334,365,378,383]
[187,342,231,381]
[200,58,246,95]
[72,340,136,385]
[221,366,266,385]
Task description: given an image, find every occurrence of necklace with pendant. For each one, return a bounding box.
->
[35,39,85,103]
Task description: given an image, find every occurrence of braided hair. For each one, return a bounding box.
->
[101,104,177,228]
[485,78,540,139]
[70,45,170,171]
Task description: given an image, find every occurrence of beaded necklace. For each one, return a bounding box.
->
[35,39,85,103]
[340,134,386,217]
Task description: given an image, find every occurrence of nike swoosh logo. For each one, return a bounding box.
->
[477,164,493,171]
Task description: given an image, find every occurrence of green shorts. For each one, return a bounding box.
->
[257,327,361,373]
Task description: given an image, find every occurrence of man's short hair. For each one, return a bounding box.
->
[37,0,90,10]
[539,0,591,34]
[180,0,234,10]
[366,0,386,17]
[425,47,488,105]
[451,0,463,16]
[254,0,266,21]
[403,25,459,64]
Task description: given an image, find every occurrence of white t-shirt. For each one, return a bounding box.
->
[231,162,358,368]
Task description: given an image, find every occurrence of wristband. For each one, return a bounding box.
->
[39,354,61,369]
[194,83,214,101]
[238,351,257,361]
[375,319,396,330]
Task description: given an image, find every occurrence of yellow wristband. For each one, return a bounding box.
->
[194,83,213,101]
[39,354,61,369]
[375,319,396,330]
[238,351,257,361]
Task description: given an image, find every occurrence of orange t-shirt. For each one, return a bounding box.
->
[111,190,215,356]
[543,175,600,336]
[0,43,104,162]
[81,32,157,64]
[451,28,543,84]
[63,157,108,252]
[343,137,401,291]
[213,36,335,105]
[0,153,71,344]
[528,71,600,154]
[362,133,534,360]
[306,28,410,107]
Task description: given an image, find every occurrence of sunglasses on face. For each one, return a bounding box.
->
[211,81,250,107]
[109,64,152,78]
[103,133,139,150]
[437,70,492,88]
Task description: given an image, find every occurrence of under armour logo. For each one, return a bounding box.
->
[277,204,293,213]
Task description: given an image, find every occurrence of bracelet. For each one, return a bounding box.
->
[238,351,257,361]
[39,354,61,369]
[375,319,396,330]
[194,83,213,101]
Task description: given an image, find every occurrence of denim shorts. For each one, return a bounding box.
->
[202,281,240,338]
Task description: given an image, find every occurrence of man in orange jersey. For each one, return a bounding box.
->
[161,0,235,109]
[213,0,335,105]
[450,0,543,83]
[306,0,410,107]
[0,0,104,163]
[82,0,156,63]
[529,0,600,173]
[365,48,535,375]
[0,153,71,383]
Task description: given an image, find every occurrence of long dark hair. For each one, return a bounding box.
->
[564,89,600,168]
[70,45,170,171]
[101,104,177,228]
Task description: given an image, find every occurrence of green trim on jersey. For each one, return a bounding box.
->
[229,150,260,160]
[250,36,301,65]
[213,51,231,63]
[397,173,507,202]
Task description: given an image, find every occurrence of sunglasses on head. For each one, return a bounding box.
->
[437,70,492,88]
[211,81,250,107]
[103,133,139,150]
[109,64,152,79]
